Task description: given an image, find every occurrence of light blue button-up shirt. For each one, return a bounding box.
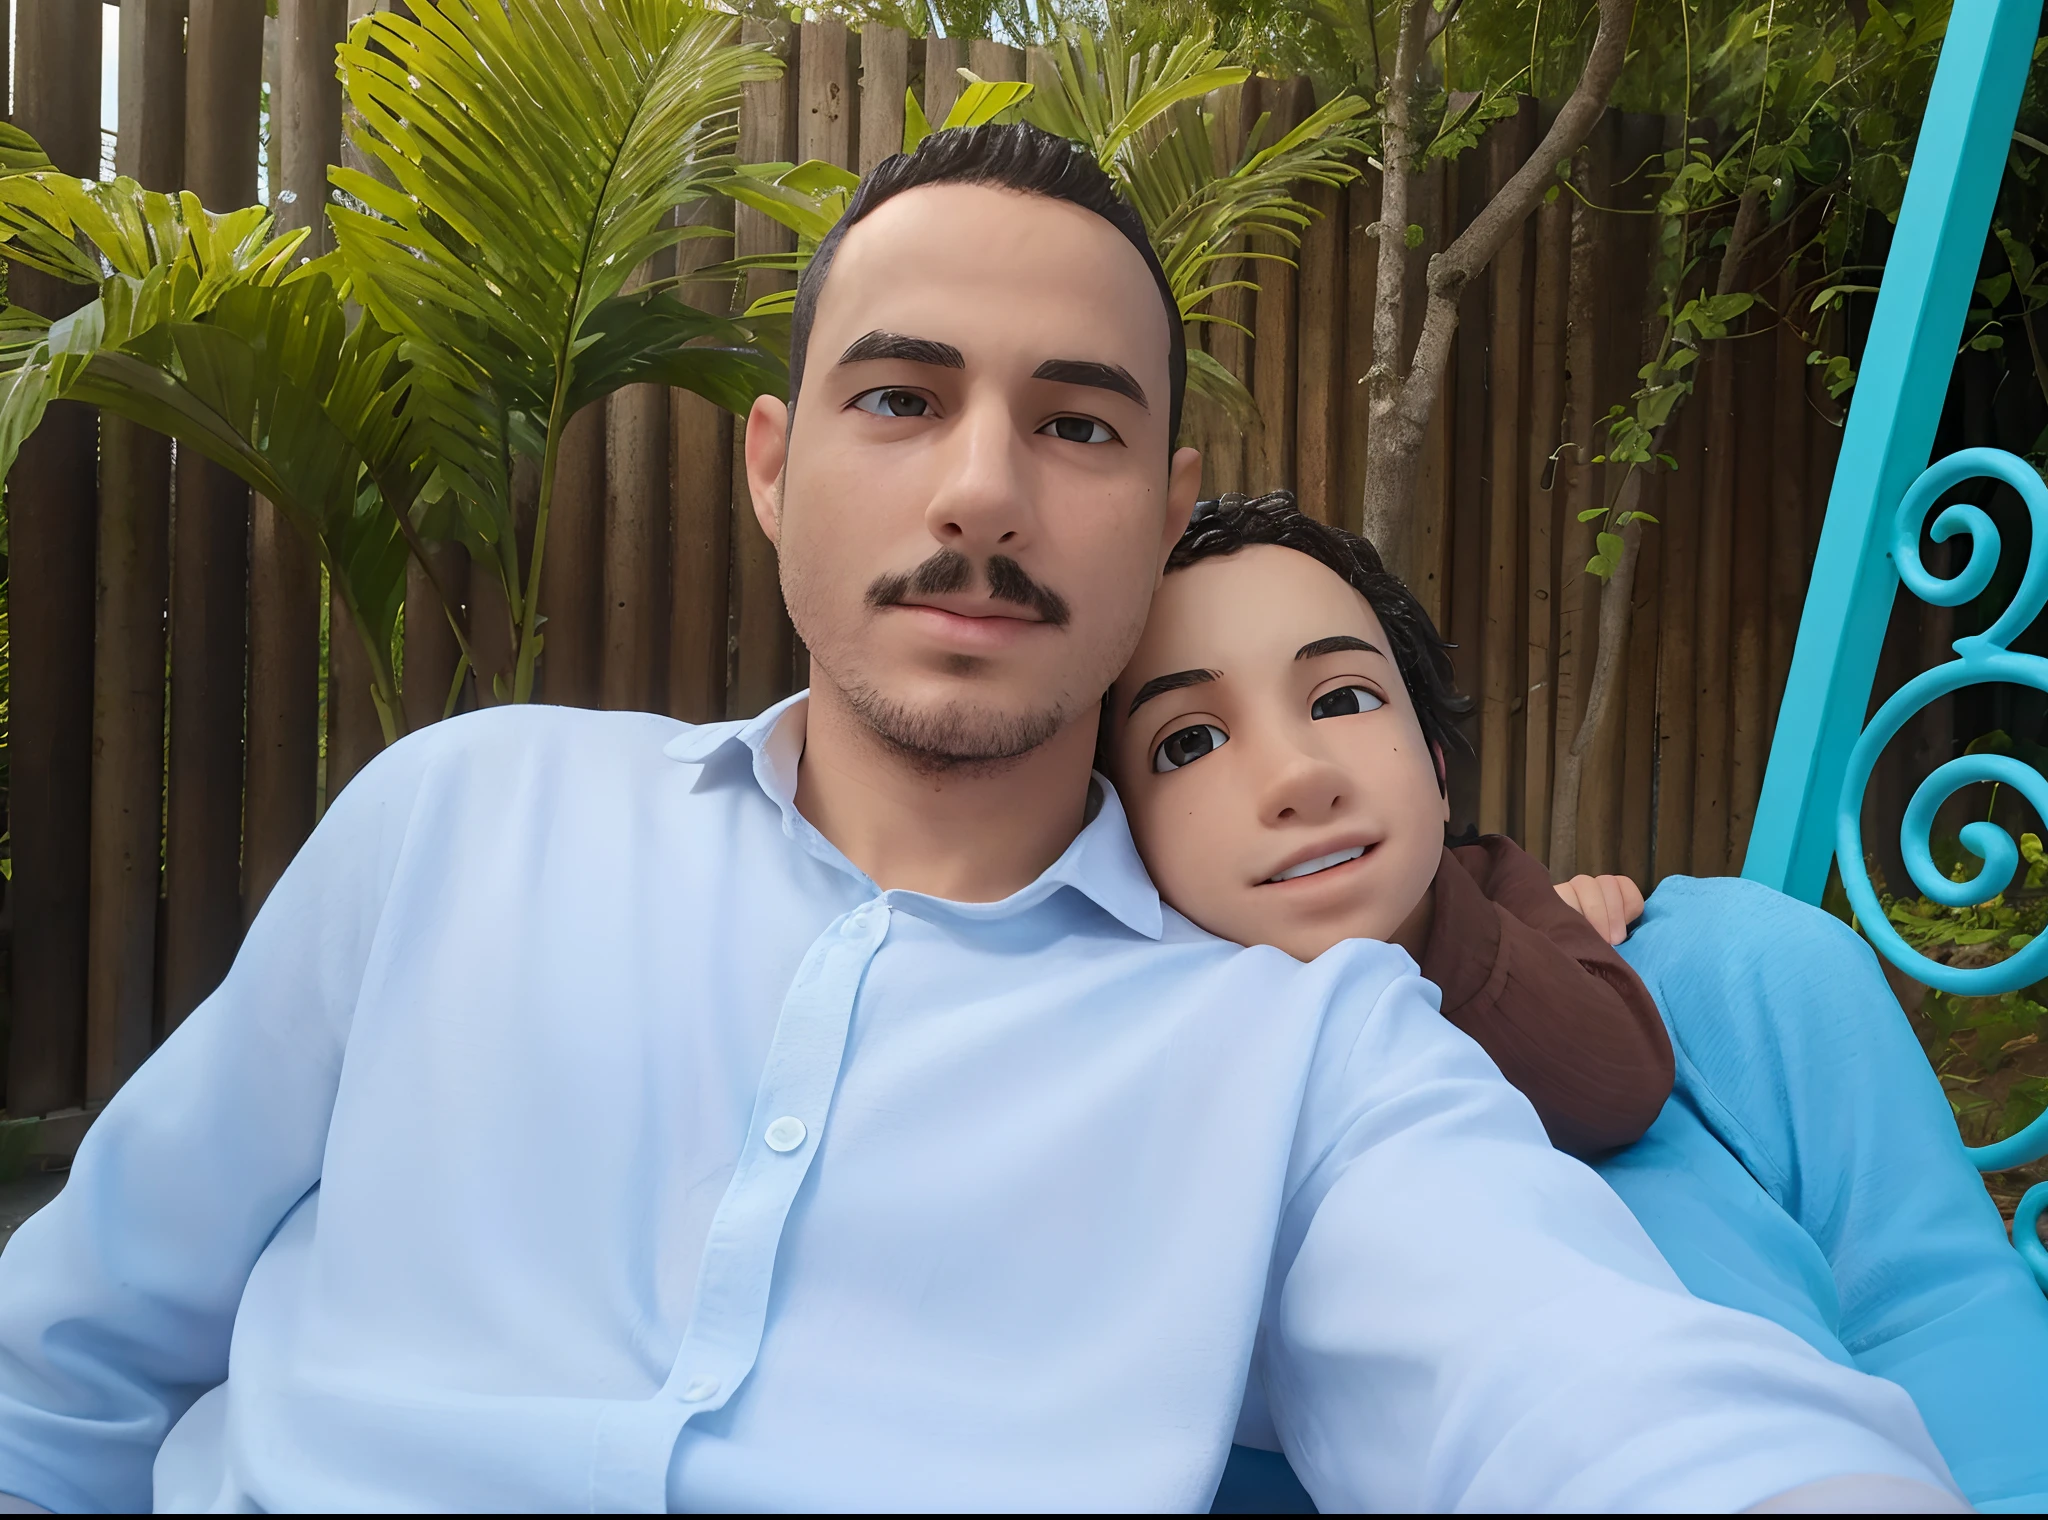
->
[0,697,1952,1512]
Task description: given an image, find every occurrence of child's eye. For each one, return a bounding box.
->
[852,388,932,418]
[1311,685,1383,719]
[1039,415,1118,444]
[1152,723,1228,772]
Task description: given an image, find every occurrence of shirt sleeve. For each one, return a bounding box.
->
[1259,951,1958,1514]
[1420,837,1672,1156]
[0,730,433,1513]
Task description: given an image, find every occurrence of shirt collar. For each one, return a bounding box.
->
[664,692,1164,940]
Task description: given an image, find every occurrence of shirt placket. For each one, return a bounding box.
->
[593,896,890,1509]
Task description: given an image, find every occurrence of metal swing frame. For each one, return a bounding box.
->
[1743,0,2048,1287]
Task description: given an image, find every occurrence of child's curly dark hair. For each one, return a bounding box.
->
[1157,491,1474,792]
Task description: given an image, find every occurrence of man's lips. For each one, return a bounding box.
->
[885,597,1055,650]
[1256,840,1377,887]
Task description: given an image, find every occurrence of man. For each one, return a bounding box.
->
[0,125,1965,1512]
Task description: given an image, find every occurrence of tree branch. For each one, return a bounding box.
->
[1715,182,1766,298]
[1422,0,1466,48]
[1434,0,1637,287]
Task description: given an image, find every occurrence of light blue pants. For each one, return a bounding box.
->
[1212,875,2048,1514]
[1600,876,2048,1513]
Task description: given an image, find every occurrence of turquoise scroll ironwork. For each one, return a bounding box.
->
[1745,0,2047,1292]
[1832,446,2048,1290]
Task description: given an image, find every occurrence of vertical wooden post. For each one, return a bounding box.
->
[1245,77,1309,493]
[1522,187,1569,865]
[1293,176,1344,522]
[539,404,606,707]
[1549,122,1612,868]
[1479,109,1533,839]
[1619,479,1662,884]
[117,0,188,188]
[1652,399,1703,882]
[1338,171,1379,538]
[9,0,104,1115]
[465,458,532,713]
[325,584,383,795]
[730,19,796,718]
[967,39,1023,83]
[603,387,670,712]
[1690,325,1739,875]
[401,544,467,732]
[85,0,184,1103]
[1768,260,1810,722]
[802,19,857,168]
[925,36,966,123]
[860,25,909,171]
[1197,80,1252,498]
[668,189,734,725]
[1445,154,1492,832]
[164,0,263,1030]
[1726,319,1775,870]
[245,0,342,921]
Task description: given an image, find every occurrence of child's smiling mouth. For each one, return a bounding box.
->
[1263,843,1371,885]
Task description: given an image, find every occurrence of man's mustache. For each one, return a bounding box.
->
[865,549,1072,628]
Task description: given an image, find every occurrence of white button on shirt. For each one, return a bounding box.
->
[0,696,1953,1512]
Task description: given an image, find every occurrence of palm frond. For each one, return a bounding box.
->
[330,0,788,702]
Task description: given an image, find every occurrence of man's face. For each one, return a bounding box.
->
[1106,545,1449,961]
[746,182,1202,765]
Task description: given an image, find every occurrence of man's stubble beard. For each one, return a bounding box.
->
[780,531,1149,778]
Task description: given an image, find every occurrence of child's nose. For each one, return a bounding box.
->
[1261,750,1349,824]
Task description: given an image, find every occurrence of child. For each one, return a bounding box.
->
[1106,492,2048,1513]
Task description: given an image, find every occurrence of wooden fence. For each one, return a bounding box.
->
[2,4,1929,1131]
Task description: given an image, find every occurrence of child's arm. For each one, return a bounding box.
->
[1418,836,1672,1157]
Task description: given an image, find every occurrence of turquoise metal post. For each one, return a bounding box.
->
[1742,0,2040,904]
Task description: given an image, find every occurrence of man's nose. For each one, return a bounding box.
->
[921,397,1033,557]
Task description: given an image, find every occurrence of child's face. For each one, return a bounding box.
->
[1106,545,1449,961]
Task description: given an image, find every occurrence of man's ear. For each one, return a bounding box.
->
[1159,445,1203,568]
[744,393,790,547]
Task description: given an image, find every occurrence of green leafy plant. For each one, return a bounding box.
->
[1023,23,1368,428]
[1854,830,2048,1148]
[0,0,787,736]
[717,13,1368,433]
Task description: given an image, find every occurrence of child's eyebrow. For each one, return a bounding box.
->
[1295,635,1381,661]
[1126,668,1220,718]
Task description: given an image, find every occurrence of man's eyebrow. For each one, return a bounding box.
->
[1125,668,1219,719]
[837,330,966,368]
[1295,635,1383,661]
[1032,358,1149,409]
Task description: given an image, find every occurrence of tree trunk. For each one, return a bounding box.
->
[1356,0,1638,585]
[1548,183,1766,878]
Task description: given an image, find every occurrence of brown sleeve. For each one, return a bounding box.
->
[1417,836,1673,1157]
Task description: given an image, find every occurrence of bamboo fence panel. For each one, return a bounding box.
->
[1521,186,1569,860]
[1655,396,1705,878]
[1247,78,1309,494]
[730,18,797,718]
[1479,105,1535,839]
[3,37,1934,1125]
[245,0,341,923]
[10,0,104,1118]
[162,0,264,1036]
[1550,121,1608,858]
[87,0,184,1102]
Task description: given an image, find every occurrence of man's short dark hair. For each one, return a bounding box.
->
[788,122,1188,448]
[1165,491,1473,790]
